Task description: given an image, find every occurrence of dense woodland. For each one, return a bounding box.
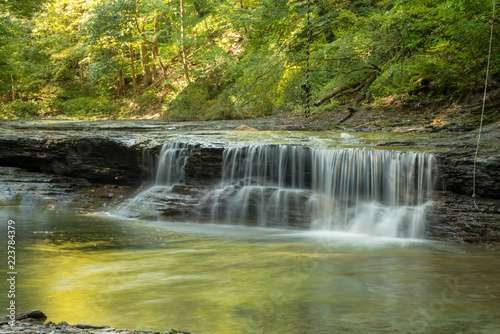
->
[0,0,498,120]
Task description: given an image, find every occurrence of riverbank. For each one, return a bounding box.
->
[1,319,190,334]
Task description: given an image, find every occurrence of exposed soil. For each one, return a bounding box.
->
[229,89,500,133]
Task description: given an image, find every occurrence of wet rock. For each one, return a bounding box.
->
[74,325,109,330]
[0,166,136,212]
[0,319,190,334]
[15,310,47,321]
[0,127,144,186]
[435,151,500,199]
[182,145,224,186]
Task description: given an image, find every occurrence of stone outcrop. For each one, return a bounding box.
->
[182,145,224,186]
[427,150,500,244]
[0,136,143,186]
[436,151,500,199]
[1,120,499,245]
[425,123,500,244]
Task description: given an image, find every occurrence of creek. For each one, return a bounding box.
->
[1,207,500,333]
[1,128,499,333]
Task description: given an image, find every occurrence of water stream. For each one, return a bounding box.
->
[2,133,499,333]
[1,207,499,334]
[199,145,436,238]
[121,140,437,238]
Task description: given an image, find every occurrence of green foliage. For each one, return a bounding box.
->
[1,0,498,120]
[0,100,41,118]
[82,0,138,46]
[166,79,237,120]
[59,97,121,119]
[309,0,499,104]
[3,0,45,18]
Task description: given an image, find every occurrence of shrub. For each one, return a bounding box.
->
[0,100,41,119]
[59,97,120,119]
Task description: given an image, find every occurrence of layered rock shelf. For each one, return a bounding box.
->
[0,119,498,245]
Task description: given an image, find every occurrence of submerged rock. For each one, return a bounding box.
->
[0,310,46,325]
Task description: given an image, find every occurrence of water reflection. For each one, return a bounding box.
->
[1,207,499,333]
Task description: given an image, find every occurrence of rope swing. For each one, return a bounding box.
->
[472,0,496,210]
[302,0,311,118]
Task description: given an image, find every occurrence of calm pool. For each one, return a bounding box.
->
[1,207,499,334]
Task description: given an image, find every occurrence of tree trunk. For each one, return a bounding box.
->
[10,74,15,101]
[180,0,191,83]
[80,61,86,98]
[352,73,377,108]
[118,50,126,95]
[151,16,160,81]
[153,45,167,78]
[140,43,152,87]
[88,56,93,97]
[129,44,138,93]
[313,79,363,107]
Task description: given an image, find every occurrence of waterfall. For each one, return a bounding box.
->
[155,142,189,185]
[309,148,436,238]
[198,145,436,238]
[118,141,437,238]
[113,142,190,219]
[198,145,313,227]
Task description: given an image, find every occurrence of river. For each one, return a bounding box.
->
[1,206,499,334]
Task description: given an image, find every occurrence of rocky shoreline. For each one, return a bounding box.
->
[1,320,190,334]
[1,311,190,334]
[0,117,499,245]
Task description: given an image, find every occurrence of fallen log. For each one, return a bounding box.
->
[313,70,379,108]
[313,78,365,107]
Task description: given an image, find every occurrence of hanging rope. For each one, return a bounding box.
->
[473,0,496,210]
[302,0,311,118]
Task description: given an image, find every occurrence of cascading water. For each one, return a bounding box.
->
[198,145,314,227]
[155,142,189,185]
[309,148,436,238]
[116,140,437,238]
[198,145,436,238]
[113,142,190,218]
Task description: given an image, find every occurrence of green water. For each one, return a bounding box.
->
[1,207,499,334]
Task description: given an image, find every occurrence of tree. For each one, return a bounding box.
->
[2,0,499,119]
[312,0,499,109]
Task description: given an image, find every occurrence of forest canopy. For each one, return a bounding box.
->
[0,0,498,120]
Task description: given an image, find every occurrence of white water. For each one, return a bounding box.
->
[309,148,436,237]
[155,142,189,185]
[121,142,437,239]
[114,142,191,219]
[199,145,436,238]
